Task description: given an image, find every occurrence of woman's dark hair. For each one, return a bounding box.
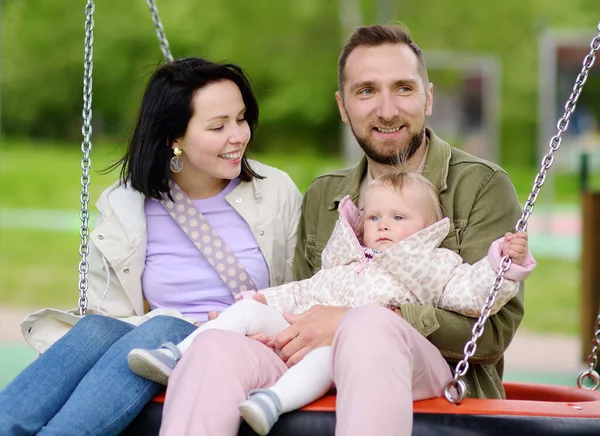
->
[112,57,262,200]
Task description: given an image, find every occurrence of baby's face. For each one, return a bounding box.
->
[362,184,431,252]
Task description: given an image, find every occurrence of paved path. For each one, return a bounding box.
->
[0,306,30,345]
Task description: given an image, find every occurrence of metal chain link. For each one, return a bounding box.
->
[76,1,171,316]
[444,22,600,404]
[77,0,95,316]
[145,0,174,62]
[578,314,600,390]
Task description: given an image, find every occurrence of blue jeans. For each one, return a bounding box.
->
[0,314,196,436]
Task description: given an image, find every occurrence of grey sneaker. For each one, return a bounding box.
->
[127,342,182,386]
[239,389,282,435]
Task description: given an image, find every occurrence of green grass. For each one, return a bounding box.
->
[504,164,600,205]
[0,140,585,335]
[522,258,580,335]
[0,140,345,209]
[0,230,80,309]
[1,141,124,210]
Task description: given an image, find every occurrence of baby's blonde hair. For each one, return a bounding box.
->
[369,171,443,226]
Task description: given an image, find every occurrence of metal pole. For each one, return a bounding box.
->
[339,0,363,165]
[375,0,395,24]
[538,28,556,236]
[483,60,501,164]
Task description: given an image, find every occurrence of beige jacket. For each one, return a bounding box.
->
[263,196,535,316]
[21,160,302,353]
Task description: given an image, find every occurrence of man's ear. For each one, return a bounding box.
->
[425,83,433,117]
[335,91,349,124]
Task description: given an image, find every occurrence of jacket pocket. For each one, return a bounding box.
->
[304,235,326,274]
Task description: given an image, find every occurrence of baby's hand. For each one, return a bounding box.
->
[503,231,528,265]
[253,293,268,304]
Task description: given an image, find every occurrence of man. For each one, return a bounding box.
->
[161,24,524,436]
[276,23,523,434]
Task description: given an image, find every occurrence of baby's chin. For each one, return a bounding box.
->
[373,239,397,252]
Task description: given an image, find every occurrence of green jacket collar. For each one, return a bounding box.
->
[328,158,368,210]
[422,127,452,194]
[327,127,452,210]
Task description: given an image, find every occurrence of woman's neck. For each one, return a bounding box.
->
[171,172,230,200]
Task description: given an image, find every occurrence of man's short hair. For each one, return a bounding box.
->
[338,24,429,93]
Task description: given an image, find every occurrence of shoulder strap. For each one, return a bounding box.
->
[160,181,257,298]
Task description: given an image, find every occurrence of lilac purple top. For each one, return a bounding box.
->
[141,179,270,322]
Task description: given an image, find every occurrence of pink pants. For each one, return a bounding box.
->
[160,305,452,436]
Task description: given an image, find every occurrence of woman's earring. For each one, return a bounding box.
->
[170,147,183,173]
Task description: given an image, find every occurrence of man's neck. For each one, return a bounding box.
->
[367,136,429,179]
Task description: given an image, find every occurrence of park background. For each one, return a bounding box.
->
[1,0,600,388]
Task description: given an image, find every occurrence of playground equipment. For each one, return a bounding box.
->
[74,2,600,434]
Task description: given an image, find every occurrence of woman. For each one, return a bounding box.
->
[0,58,302,435]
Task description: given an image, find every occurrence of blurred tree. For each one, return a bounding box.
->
[379,0,599,165]
[1,0,341,153]
[1,0,598,163]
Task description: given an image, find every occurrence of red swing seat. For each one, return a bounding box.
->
[122,381,600,435]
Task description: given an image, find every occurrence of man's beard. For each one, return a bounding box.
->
[349,119,425,166]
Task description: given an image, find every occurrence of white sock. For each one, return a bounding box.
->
[268,346,333,413]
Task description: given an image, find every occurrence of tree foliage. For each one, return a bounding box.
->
[2,0,598,164]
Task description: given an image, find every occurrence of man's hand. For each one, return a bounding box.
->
[275,305,350,367]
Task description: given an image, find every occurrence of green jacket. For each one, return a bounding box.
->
[292,128,524,399]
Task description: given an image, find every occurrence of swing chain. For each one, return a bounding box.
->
[578,313,600,390]
[443,255,512,405]
[78,0,95,317]
[145,0,174,62]
[444,21,600,405]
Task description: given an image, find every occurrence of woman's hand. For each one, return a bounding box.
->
[252,293,268,304]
